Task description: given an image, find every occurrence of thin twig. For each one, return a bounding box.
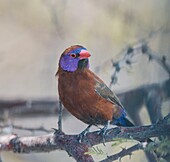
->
[0,124,52,133]
[143,45,170,75]
[94,29,170,88]
[109,40,170,87]
[58,99,63,132]
[100,142,147,162]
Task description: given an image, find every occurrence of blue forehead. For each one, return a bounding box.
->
[67,47,87,55]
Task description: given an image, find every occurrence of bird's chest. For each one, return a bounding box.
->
[58,72,94,109]
[57,70,114,125]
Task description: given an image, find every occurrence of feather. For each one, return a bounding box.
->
[57,45,133,127]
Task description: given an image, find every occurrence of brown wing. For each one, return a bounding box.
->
[94,77,124,110]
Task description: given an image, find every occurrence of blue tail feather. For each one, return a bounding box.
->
[113,113,134,127]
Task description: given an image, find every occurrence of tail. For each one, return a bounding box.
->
[122,117,134,127]
[120,118,157,160]
[113,116,134,127]
[113,116,153,143]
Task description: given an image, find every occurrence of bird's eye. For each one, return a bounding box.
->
[70,54,76,58]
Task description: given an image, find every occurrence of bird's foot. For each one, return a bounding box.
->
[52,128,63,135]
[98,121,110,145]
[77,124,92,143]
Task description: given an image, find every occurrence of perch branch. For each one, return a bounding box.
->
[0,113,169,162]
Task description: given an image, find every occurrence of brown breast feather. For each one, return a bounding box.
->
[58,68,121,125]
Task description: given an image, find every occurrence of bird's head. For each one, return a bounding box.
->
[59,45,91,72]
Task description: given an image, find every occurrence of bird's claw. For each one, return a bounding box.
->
[52,128,63,135]
[77,131,87,143]
[97,127,108,145]
[97,121,110,145]
[77,125,92,143]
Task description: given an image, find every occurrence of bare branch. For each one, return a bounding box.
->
[142,44,170,75]
[0,98,68,119]
[0,113,169,162]
[0,132,94,162]
[0,124,52,133]
[108,41,170,87]
[93,29,170,88]
[100,142,147,162]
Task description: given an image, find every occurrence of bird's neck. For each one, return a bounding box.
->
[77,59,89,70]
[56,65,88,77]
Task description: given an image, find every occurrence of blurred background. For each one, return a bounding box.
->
[0,0,170,161]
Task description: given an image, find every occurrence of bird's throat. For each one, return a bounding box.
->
[78,59,89,70]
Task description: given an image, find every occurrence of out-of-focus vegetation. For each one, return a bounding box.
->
[0,0,170,162]
[0,0,170,98]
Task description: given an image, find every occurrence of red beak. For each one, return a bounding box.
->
[79,50,91,59]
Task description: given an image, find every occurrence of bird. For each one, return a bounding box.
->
[56,45,134,141]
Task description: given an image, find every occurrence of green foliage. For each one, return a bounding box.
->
[111,138,136,147]
[85,138,136,156]
[85,146,106,156]
[145,137,170,157]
